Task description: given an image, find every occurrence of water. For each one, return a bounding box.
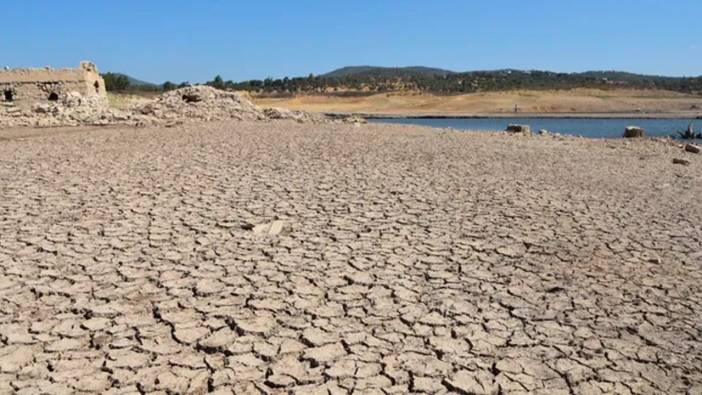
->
[371,117,701,139]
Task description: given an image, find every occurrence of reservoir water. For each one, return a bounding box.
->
[371,117,701,139]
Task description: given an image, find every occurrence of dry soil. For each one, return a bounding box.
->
[0,122,701,394]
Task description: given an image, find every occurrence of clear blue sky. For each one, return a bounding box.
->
[2,0,700,83]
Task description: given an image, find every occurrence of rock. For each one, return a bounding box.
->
[538,129,549,135]
[268,220,288,236]
[623,126,645,138]
[505,124,531,134]
[252,220,290,236]
[673,158,690,166]
[181,92,203,103]
[685,144,701,154]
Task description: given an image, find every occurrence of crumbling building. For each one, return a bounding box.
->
[0,61,106,107]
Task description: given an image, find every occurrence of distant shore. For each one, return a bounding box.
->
[253,88,702,119]
[339,112,702,120]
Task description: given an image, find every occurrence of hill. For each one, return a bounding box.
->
[254,88,702,116]
[102,72,164,92]
[108,72,157,87]
[229,67,702,96]
[322,66,455,79]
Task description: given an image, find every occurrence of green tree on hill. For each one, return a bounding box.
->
[102,73,130,92]
[208,75,225,89]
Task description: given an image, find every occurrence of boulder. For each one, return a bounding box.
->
[623,126,645,138]
[685,144,701,154]
[505,124,531,134]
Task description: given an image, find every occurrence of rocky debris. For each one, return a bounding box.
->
[505,124,531,134]
[623,126,645,138]
[133,86,265,123]
[131,87,366,125]
[263,107,329,123]
[0,85,362,128]
[0,92,127,128]
[685,144,701,154]
[673,158,691,165]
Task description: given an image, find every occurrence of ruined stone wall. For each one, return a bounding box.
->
[0,61,106,108]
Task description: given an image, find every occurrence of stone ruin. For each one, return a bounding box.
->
[0,62,361,128]
[0,61,106,107]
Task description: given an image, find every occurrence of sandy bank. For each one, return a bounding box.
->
[254,88,702,118]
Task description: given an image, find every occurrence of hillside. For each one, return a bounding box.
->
[230,67,702,96]
[101,72,169,93]
[254,88,702,116]
[322,66,455,79]
[113,73,158,87]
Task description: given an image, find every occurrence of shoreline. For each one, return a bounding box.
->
[254,88,702,120]
[329,112,702,120]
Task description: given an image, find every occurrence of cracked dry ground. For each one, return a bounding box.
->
[0,121,701,395]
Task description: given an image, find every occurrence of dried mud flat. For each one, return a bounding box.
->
[0,121,701,394]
